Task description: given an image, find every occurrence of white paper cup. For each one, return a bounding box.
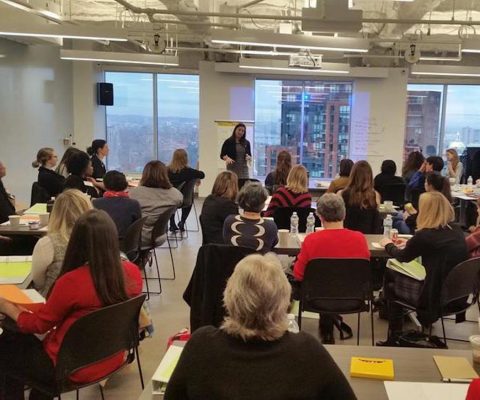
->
[278,229,289,246]
[8,215,20,227]
[469,335,480,364]
[39,213,50,226]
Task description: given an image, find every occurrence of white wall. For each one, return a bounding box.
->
[0,40,73,204]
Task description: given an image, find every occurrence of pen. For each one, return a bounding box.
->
[443,378,474,383]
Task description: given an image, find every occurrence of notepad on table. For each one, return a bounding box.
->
[386,258,426,281]
[433,356,478,383]
[350,356,394,380]
[152,344,184,393]
[23,203,47,215]
[384,382,469,400]
[0,285,44,312]
[0,256,32,284]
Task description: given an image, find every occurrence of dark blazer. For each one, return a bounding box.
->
[168,167,205,187]
[91,155,106,180]
[38,166,65,199]
[200,195,239,245]
[220,137,251,162]
[93,197,142,239]
[373,173,405,193]
[64,175,100,198]
[0,180,15,224]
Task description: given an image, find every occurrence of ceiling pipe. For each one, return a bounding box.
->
[154,19,239,29]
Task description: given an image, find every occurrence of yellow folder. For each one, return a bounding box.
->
[350,357,395,380]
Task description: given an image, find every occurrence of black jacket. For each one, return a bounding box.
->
[168,167,205,187]
[386,226,468,325]
[0,180,15,224]
[93,197,142,239]
[91,155,106,180]
[220,137,251,162]
[183,244,256,332]
[200,195,238,245]
[38,166,65,199]
[64,175,100,198]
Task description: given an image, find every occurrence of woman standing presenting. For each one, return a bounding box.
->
[220,123,252,184]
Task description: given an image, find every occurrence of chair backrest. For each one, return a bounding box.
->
[379,183,406,207]
[31,182,50,206]
[273,207,319,232]
[238,178,259,190]
[151,205,177,245]
[179,179,197,209]
[199,213,207,245]
[301,258,372,314]
[55,295,146,389]
[441,257,480,313]
[120,217,147,263]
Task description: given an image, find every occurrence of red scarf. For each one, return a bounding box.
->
[103,191,129,198]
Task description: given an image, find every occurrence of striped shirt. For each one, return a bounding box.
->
[264,187,312,217]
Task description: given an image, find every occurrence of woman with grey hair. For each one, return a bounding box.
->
[165,254,356,400]
[223,182,278,252]
[293,193,370,344]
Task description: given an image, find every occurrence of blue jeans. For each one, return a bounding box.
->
[392,212,411,234]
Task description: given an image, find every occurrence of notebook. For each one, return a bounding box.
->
[152,344,184,393]
[384,382,469,400]
[350,356,394,380]
[386,258,426,281]
[0,256,32,284]
[433,356,478,383]
[23,203,47,215]
[0,285,44,312]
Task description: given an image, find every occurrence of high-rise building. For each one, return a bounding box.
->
[405,91,441,156]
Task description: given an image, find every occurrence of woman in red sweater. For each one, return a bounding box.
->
[0,209,142,399]
[264,165,312,217]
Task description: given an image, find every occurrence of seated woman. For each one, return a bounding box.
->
[200,171,239,245]
[340,160,382,234]
[327,159,354,193]
[379,192,468,346]
[165,253,355,400]
[87,139,109,180]
[167,149,205,232]
[466,198,480,258]
[264,150,292,195]
[446,148,463,185]
[223,182,278,252]
[64,150,101,198]
[373,160,405,194]
[264,165,312,217]
[130,160,183,247]
[93,170,141,240]
[56,147,81,178]
[0,209,142,398]
[32,189,92,297]
[32,147,65,199]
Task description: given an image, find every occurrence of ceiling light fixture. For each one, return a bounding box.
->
[411,64,480,77]
[211,29,368,53]
[461,38,480,53]
[238,57,350,74]
[60,49,179,66]
[0,0,62,22]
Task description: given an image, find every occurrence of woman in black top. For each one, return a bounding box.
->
[168,149,205,232]
[0,161,15,224]
[379,192,468,345]
[220,123,251,183]
[165,253,355,400]
[340,160,382,234]
[32,148,65,199]
[264,150,291,195]
[200,171,239,245]
[374,160,405,195]
[87,139,108,180]
[64,151,100,198]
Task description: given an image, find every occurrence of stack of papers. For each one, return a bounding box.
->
[384,382,469,400]
[0,256,32,284]
[386,258,426,281]
[350,356,394,380]
[433,356,478,383]
[152,345,184,395]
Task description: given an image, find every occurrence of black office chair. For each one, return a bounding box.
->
[238,178,260,190]
[30,182,50,206]
[273,207,320,233]
[298,258,374,345]
[140,206,177,297]
[379,183,406,208]
[176,179,200,237]
[120,217,147,264]
[21,295,146,399]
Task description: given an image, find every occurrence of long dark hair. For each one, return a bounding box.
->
[274,151,292,186]
[87,139,107,157]
[66,151,90,176]
[230,123,247,144]
[343,160,377,209]
[402,151,424,176]
[140,160,172,189]
[426,172,452,203]
[58,147,81,169]
[59,209,128,306]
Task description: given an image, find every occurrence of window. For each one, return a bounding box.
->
[254,80,352,179]
[405,84,480,157]
[106,72,199,173]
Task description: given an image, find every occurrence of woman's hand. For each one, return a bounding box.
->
[0,298,22,321]
[379,238,393,248]
[223,156,235,165]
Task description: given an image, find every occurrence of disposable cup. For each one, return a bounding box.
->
[39,213,50,226]
[278,229,289,246]
[8,215,20,227]
[469,335,480,364]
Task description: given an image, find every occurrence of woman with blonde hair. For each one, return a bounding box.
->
[446,148,463,184]
[200,171,239,245]
[378,191,468,346]
[340,160,382,233]
[32,147,65,199]
[265,150,292,194]
[31,189,92,296]
[264,165,312,217]
[168,149,205,232]
[165,253,355,400]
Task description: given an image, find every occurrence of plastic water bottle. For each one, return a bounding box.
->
[287,314,300,333]
[383,214,393,238]
[290,212,299,235]
[468,176,474,189]
[306,212,315,234]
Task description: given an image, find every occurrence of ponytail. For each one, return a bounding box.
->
[88,139,107,157]
[86,146,94,156]
[32,147,54,169]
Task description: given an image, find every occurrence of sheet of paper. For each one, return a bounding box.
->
[23,204,47,215]
[384,382,469,400]
[0,260,31,284]
[152,345,184,384]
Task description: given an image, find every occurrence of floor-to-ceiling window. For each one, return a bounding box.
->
[254,80,352,179]
[106,72,199,173]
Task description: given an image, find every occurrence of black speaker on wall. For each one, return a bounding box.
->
[97,82,114,106]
